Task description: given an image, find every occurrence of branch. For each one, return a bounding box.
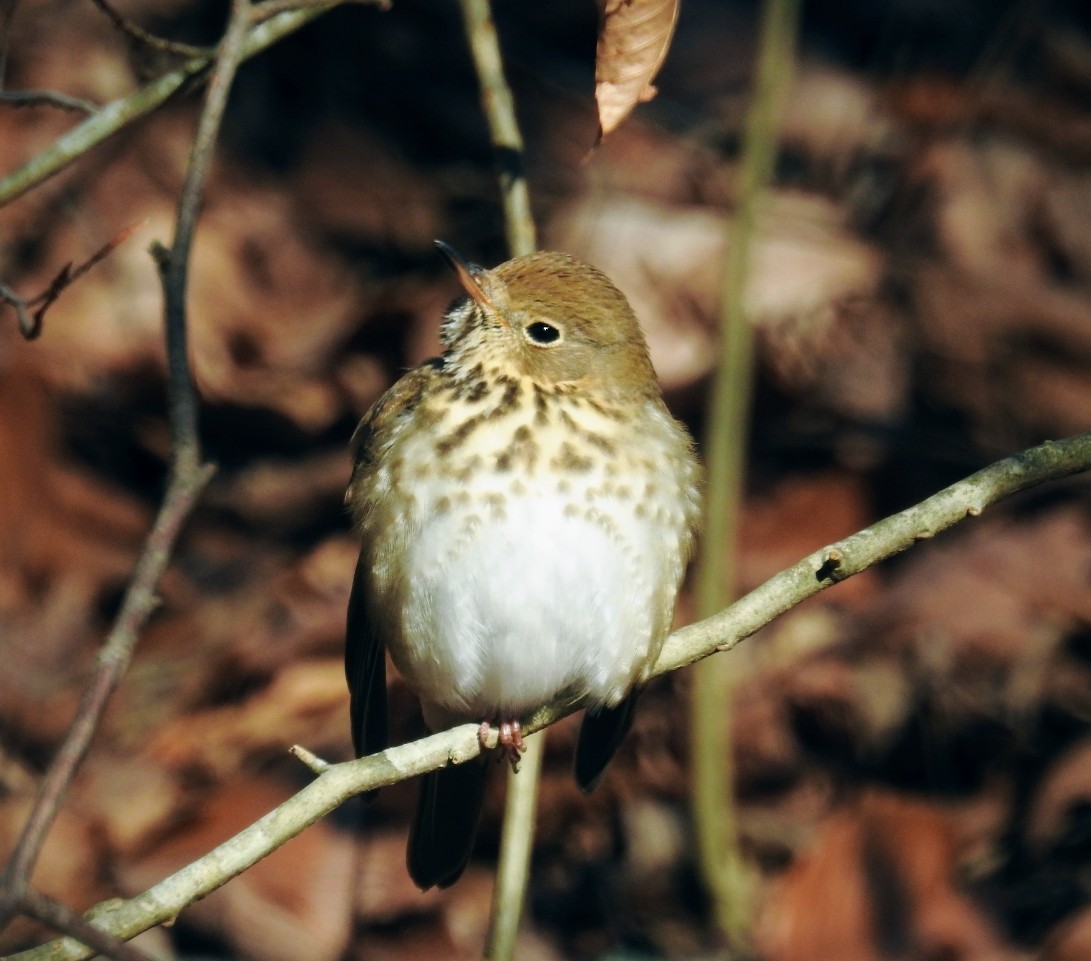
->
[21,893,152,961]
[0,90,99,113]
[11,432,1091,961]
[0,1,384,207]
[150,0,253,472]
[88,0,210,60]
[690,0,800,940]
[458,0,536,258]
[0,221,145,340]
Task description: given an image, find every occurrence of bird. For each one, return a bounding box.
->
[345,241,702,890]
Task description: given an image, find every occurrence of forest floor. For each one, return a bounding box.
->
[3,1,1091,959]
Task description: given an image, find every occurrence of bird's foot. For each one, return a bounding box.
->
[478,718,526,772]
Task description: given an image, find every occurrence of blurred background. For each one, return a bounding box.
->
[3,0,1091,958]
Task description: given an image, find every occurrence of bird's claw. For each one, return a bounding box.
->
[479,718,526,772]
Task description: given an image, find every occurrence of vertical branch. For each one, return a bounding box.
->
[458,0,536,257]
[153,0,253,473]
[456,1,538,958]
[484,733,545,961]
[689,0,800,946]
[0,1,255,953]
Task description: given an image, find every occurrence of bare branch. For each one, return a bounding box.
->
[0,221,146,340]
[0,278,33,337]
[290,744,333,774]
[457,0,536,258]
[153,0,252,472]
[0,1,386,207]
[11,432,1091,961]
[0,90,99,113]
[88,0,210,59]
[21,892,153,961]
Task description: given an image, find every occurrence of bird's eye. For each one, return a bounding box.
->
[525,321,561,345]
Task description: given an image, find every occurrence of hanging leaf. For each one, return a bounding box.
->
[594,0,681,143]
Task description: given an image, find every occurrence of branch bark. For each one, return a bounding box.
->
[458,0,536,258]
[9,431,1091,961]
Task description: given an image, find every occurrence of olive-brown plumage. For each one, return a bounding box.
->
[346,243,701,889]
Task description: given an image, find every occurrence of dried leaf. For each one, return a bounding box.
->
[757,794,1014,961]
[594,0,680,142]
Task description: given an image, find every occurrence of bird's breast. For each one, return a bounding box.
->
[360,392,696,730]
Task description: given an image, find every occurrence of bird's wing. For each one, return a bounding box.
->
[573,692,637,792]
[345,555,388,759]
[407,762,489,889]
[345,359,443,760]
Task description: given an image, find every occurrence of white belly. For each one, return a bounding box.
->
[388,482,667,730]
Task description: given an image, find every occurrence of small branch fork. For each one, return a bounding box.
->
[8,432,1091,961]
[0,222,144,340]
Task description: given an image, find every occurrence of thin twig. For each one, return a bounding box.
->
[11,432,1091,961]
[0,466,213,939]
[0,278,33,337]
[22,892,152,961]
[290,744,332,774]
[0,0,97,113]
[690,0,799,944]
[0,90,99,113]
[458,0,536,257]
[0,221,146,340]
[88,0,210,59]
[152,0,252,472]
[0,2,380,207]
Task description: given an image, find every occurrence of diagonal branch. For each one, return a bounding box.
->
[88,0,210,60]
[10,431,1091,961]
[0,221,145,340]
[0,90,99,113]
[21,892,153,961]
[0,1,387,207]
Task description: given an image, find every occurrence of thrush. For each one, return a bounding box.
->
[345,242,702,889]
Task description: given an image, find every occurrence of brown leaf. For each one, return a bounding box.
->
[757,793,1015,961]
[594,0,680,142]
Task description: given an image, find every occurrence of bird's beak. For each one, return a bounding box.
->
[435,240,492,309]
